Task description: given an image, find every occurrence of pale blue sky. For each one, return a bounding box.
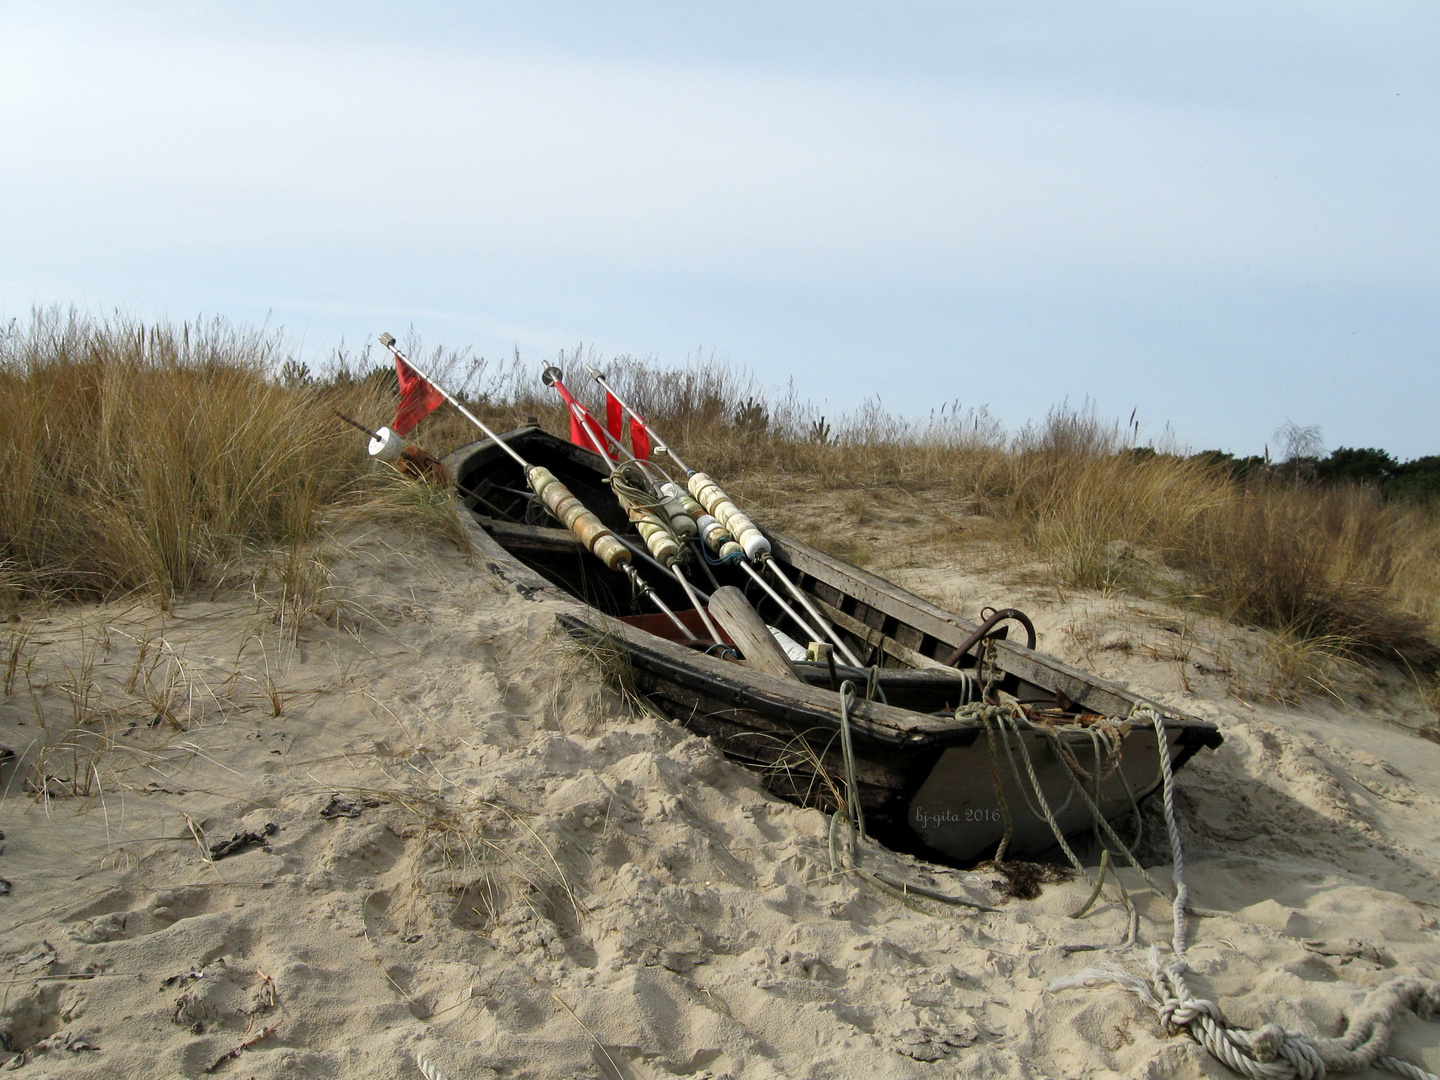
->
[3,2,1436,456]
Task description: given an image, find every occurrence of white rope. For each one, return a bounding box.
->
[1051,708,1440,1080]
[416,1053,452,1080]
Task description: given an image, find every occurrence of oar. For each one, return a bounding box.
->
[586,366,864,667]
[539,364,726,647]
[375,334,696,641]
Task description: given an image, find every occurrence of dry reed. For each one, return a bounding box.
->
[5,313,1436,682]
[525,356,1440,670]
[0,310,385,607]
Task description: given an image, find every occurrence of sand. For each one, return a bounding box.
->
[2,514,1439,1079]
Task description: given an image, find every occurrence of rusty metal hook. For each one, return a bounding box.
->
[943,607,1037,668]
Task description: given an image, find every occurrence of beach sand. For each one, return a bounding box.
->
[2,514,1438,1079]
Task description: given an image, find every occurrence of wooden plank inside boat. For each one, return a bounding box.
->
[707,586,801,681]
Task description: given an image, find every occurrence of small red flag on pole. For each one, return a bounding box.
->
[392,355,444,437]
[552,377,613,462]
[605,391,624,442]
[605,388,649,459]
[630,414,651,460]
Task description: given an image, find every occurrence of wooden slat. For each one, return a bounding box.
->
[557,609,969,746]
[768,533,1191,721]
[707,586,801,681]
[483,518,586,555]
[792,665,977,694]
[813,597,952,671]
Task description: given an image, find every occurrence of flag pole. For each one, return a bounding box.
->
[585,366,691,473]
[377,335,697,641]
[573,379,823,644]
[540,364,726,648]
[584,365,864,667]
[379,334,529,470]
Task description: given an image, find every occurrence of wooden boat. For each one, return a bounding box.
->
[444,426,1223,864]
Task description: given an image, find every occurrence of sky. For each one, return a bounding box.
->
[2,2,1437,457]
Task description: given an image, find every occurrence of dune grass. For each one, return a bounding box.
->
[4,315,1437,688]
[0,310,400,608]
[549,356,1440,671]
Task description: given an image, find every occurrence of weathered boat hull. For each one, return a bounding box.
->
[446,427,1222,864]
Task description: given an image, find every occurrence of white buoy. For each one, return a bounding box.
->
[368,426,404,462]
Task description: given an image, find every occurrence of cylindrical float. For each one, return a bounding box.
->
[657,482,699,541]
[528,466,630,571]
[629,505,682,566]
[687,472,771,561]
[367,426,404,463]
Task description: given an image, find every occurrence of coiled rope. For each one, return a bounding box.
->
[1050,708,1440,1080]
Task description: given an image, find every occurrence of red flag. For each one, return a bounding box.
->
[552,378,612,462]
[392,357,444,437]
[630,415,651,460]
[606,388,650,459]
[605,390,624,441]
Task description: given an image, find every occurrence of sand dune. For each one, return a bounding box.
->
[2,517,1438,1079]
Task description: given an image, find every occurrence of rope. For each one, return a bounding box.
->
[1050,708,1440,1080]
[978,709,1016,861]
[608,462,687,563]
[838,681,867,859]
[608,461,668,514]
[1070,848,1113,919]
[701,540,746,566]
[1030,718,1171,901]
[826,681,993,913]
[992,706,1094,880]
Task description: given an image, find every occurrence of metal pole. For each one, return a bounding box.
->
[763,559,865,667]
[378,334,529,470]
[613,535,708,599]
[738,561,822,644]
[378,334,695,641]
[622,565,695,641]
[692,541,723,592]
[585,366,691,473]
[585,362,863,666]
[542,363,724,646]
[333,409,381,440]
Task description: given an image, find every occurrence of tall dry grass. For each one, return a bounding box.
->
[514,357,1440,668]
[351,340,1438,670]
[4,315,1437,677]
[0,310,392,607]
